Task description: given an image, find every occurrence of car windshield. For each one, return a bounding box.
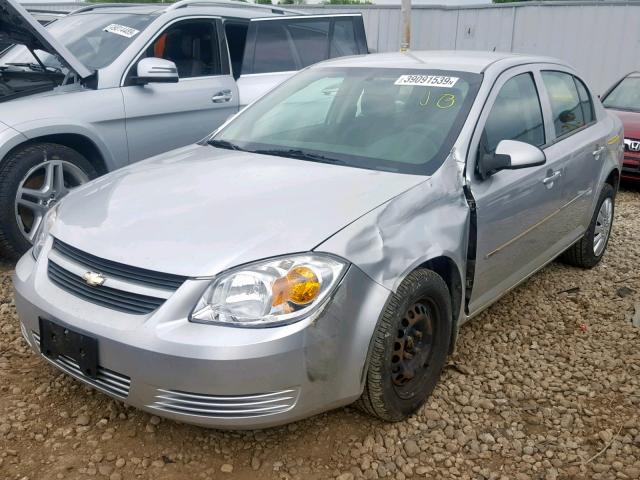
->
[0,13,156,71]
[602,76,640,112]
[212,67,482,175]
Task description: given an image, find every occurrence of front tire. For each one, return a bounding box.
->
[359,269,452,422]
[0,143,96,260]
[561,183,615,268]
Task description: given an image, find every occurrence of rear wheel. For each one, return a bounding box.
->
[358,269,452,422]
[560,183,615,268]
[0,143,96,260]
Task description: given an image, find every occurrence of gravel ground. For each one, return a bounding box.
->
[1,187,639,480]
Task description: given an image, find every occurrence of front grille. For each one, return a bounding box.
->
[52,238,187,290]
[33,332,131,399]
[149,388,300,419]
[48,261,165,315]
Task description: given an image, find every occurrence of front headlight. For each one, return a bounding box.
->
[190,253,348,328]
[32,205,59,260]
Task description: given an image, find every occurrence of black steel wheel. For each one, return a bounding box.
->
[358,269,452,422]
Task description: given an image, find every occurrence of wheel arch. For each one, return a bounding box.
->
[414,255,464,354]
[605,167,620,192]
[2,134,109,176]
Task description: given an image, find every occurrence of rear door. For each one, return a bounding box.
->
[121,17,238,162]
[236,15,367,106]
[467,66,567,315]
[537,69,610,241]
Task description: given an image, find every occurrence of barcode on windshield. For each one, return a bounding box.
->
[394,75,459,88]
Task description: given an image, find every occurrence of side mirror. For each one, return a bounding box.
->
[134,57,179,85]
[478,140,546,179]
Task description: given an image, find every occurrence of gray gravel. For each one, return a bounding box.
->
[1,187,639,480]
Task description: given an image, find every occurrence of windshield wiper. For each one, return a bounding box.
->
[251,148,345,165]
[208,139,244,151]
[5,62,62,74]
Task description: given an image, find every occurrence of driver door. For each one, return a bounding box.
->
[121,18,238,162]
[466,67,567,315]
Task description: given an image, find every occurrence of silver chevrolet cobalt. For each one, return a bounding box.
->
[14,52,623,428]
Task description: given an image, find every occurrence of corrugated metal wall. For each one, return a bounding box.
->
[297,1,640,93]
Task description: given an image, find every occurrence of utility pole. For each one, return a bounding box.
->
[400,0,411,52]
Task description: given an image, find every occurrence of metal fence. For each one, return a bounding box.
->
[23,1,640,92]
[296,1,640,93]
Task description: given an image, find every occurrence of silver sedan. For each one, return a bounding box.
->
[13,51,623,429]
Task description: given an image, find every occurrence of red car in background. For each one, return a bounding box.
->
[602,72,640,181]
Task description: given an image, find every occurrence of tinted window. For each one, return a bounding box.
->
[330,19,359,57]
[482,73,545,154]
[252,22,297,74]
[542,71,586,137]
[213,67,481,175]
[224,22,248,79]
[288,20,330,68]
[143,20,221,78]
[602,76,640,112]
[574,77,594,124]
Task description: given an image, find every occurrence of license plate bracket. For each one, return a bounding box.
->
[39,317,98,379]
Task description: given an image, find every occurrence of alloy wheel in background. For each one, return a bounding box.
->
[15,160,89,242]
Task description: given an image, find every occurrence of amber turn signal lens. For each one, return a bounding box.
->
[271,266,321,307]
[287,266,320,305]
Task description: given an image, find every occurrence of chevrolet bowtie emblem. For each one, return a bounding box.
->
[83,271,106,287]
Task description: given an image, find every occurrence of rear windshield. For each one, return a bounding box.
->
[602,76,640,112]
[212,67,482,175]
[0,13,156,71]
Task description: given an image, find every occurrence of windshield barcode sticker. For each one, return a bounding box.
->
[103,24,140,38]
[395,75,459,88]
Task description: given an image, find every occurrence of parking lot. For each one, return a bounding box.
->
[1,185,638,480]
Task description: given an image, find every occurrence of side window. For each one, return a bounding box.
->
[252,22,297,74]
[142,20,221,79]
[330,19,359,57]
[574,76,595,124]
[224,22,248,79]
[542,71,586,137]
[287,20,330,68]
[481,73,545,155]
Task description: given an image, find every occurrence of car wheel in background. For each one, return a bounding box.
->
[0,143,96,260]
[358,269,452,422]
[561,183,615,269]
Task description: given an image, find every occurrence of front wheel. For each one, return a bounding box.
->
[560,183,615,268]
[0,143,96,260]
[358,269,452,422]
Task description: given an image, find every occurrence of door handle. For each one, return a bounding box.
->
[592,145,605,160]
[542,170,562,188]
[212,89,232,103]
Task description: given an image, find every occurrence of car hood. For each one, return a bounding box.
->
[54,145,426,277]
[0,0,92,79]
[607,108,640,138]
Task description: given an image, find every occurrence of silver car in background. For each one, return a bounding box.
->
[0,0,367,258]
[14,51,622,429]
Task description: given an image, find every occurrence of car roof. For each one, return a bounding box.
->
[315,50,569,74]
[68,1,305,20]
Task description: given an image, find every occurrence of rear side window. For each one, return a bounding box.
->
[251,22,297,74]
[574,77,595,124]
[481,73,545,154]
[288,20,330,68]
[331,19,359,57]
[542,71,587,138]
[246,17,363,75]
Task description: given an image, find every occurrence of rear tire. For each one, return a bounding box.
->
[358,269,452,422]
[560,183,615,269]
[0,143,96,260]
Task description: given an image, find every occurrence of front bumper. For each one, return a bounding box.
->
[13,252,390,429]
[622,154,640,180]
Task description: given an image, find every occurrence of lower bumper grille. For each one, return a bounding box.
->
[149,388,300,419]
[33,332,131,399]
